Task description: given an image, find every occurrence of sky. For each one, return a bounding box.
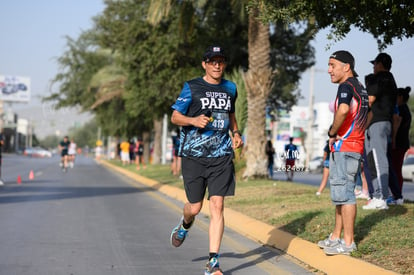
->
[0,0,105,138]
[1,1,414,138]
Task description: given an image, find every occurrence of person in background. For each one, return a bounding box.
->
[317,50,368,255]
[389,86,412,205]
[68,138,77,168]
[363,53,397,210]
[354,158,370,200]
[135,137,146,170]
[129,139,135,165]
[171,129,182,176]
[265,138,275,179]
[316,139,330,196]
[284,137,298,181]
[120,138,130,166]
[59,136,71,172]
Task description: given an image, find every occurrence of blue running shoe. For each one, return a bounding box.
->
[205,255,223,275]
[170,216,193,247]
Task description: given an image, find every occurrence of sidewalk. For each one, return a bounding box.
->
[101,161,398,275]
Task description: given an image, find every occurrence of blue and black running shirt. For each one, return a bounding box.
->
[171,77,237,158]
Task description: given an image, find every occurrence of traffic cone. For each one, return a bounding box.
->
[17,175,22,184]
[29,170,34,180]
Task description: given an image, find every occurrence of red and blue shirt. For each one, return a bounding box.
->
[331,77,369,154]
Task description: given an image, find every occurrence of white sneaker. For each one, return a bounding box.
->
[316,192,321,196]
[362,198,389,210]
[0,180,4,186]
[395,198,404,205]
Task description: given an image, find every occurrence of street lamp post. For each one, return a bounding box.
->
[306,67,315,167]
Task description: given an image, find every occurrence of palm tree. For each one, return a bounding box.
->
[242,7,273,178]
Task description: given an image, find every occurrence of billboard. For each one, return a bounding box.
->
[0,75,31,102]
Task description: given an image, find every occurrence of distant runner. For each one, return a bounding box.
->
[59,136,70,172]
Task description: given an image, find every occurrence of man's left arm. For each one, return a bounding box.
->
[229,113,243,149]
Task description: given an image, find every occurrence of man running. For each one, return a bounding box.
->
[169,45,243,275]
[59,136,70,172]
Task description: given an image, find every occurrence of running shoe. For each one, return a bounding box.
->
[362,198,388,210]
[170,216,194,248]
[317,233,341,249]
[324,241,357,255]
[386,197,404,205]
[205,255,223,275]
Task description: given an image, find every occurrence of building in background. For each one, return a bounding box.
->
[270,102,333,169]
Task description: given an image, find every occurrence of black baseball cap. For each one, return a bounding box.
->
[329,50,358,77]
[370,53,392,70]
[203,45,226,62]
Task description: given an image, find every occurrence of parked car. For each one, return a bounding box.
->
[402,156,414,182]
[308,156,323,173]
[24,147,52,158]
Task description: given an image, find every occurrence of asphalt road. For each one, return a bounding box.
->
[0,155,314,275]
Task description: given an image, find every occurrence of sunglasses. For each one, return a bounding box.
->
[206,60,226,66]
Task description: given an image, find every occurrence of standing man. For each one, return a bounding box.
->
[317,51,368,255]
[169,45,243,275]
[284,137,298,181]
[363,53,397,210]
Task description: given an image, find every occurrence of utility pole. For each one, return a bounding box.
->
[161,114,168,164]
[306,67,325,166]
[306,67,315,167]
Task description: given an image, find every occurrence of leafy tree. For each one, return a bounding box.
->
[39,135,60,149]
[44,32,113,110]
[249,0,414,49]
[227,69,247,134]
[68,119,99,148]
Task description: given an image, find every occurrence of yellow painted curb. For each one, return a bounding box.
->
[101,161,398,275]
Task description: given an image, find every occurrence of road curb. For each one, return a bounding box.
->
[100,161,398,275]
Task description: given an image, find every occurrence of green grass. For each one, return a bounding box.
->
[109,160,414,274]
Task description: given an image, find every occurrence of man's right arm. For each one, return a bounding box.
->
[171,110,210,129]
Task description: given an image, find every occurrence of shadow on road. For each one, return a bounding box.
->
[0,185,154,204]
[192,245,280,274]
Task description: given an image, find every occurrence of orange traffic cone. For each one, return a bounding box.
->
[17,175,22,184]
[29,170,34,180]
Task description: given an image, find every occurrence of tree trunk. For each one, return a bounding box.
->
[142,131,151,165]
[243,9,273,179]
[151,118,163,164]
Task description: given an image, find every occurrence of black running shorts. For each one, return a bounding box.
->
[181,154,235,203]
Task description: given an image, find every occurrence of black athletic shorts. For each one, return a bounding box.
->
[181,154,235,203]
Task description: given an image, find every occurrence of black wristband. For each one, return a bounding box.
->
[328,125,336,138]
[328,131,337,138]
[232,130,242,136]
